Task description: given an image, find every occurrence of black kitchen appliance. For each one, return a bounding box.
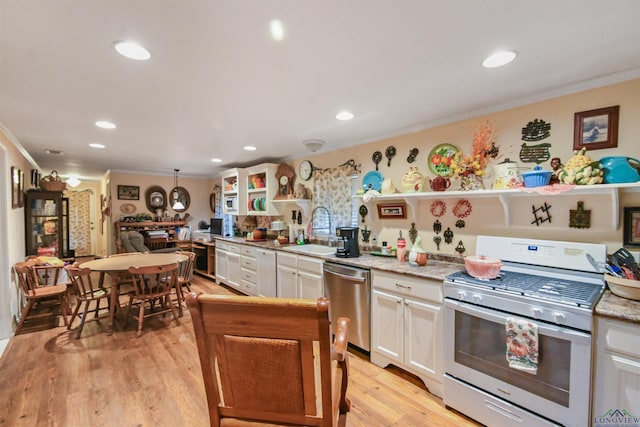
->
[336,227,360,258]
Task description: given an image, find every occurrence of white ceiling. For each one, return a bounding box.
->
[1,0,640,181]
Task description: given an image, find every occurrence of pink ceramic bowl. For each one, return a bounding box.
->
[464,255,502,279]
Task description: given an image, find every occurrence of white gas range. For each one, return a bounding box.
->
[443,236,606,427]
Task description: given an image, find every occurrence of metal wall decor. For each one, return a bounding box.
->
[433,236,442,251]
[455,241,466,255]
[372,151,382,170]
[385,146,396,167]
[409,223,417,244]
[453,199,472,228]
[531,203,552,226]
[430,200,446,217]
[519,142,552,164]
[443,227,454,244]
[522,119,551,142]
[407,148,419,163]
[359,205,368,223]
[569,201,591,229]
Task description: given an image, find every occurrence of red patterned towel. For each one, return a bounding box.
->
[506,317,539,374]
[518,183,576,195]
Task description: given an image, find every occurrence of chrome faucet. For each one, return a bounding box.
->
[311,206,333,244]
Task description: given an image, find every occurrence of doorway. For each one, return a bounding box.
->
[66,189,95,257]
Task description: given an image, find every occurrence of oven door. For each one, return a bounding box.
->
[443,298,592,427]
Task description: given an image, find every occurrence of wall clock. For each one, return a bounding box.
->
[299,160,314,181]
[275,163,295,199]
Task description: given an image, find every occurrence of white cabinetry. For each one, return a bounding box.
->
[276,252,323,299]
[593,317,640,419]
[371,270,443,398]
[221,168,246,215]
[215,241,242,293]
[240,246,277,297]
[245,163,280,216]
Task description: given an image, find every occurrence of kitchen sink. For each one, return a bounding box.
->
[281,244,336,256]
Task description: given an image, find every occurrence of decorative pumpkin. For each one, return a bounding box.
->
[558,147,604,185]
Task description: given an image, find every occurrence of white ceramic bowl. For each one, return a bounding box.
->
[464,255,502,279]
[605,274,640,301]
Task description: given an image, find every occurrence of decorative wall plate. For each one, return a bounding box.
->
[120,203,136,214]
[428,143,459,176]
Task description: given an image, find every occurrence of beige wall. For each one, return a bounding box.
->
[0,126,39,339]
[283,78,640,254]
[107,171,218,254]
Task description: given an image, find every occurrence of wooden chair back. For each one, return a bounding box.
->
[176,251,196,286]
[14,262,39,296]
[128,263,178,298]
[187,293,350,427]
[64,266,103,300]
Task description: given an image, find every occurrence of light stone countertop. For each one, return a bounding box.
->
[211,236,640,322]
[595,290,640,324]
[214,236,464,281]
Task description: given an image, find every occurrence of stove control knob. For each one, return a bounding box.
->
[531,307,543,318]
[553,312,566,323]
[457,291,467,300]
[472,294,482,303]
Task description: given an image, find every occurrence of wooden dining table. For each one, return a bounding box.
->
[80,252,188,335]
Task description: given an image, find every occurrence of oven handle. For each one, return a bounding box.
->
[444,298,591,343]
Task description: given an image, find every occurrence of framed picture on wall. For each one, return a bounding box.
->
[623,207,640,248]
[573,105,619,151]
[18,169,25,207]
[117,185,140,200]
[377,203,407,219]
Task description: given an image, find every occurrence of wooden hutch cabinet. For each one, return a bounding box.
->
[24,190,71,259]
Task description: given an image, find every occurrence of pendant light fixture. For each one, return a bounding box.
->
[172,169,185,210]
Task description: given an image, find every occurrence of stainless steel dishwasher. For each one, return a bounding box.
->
[323,262,371,352]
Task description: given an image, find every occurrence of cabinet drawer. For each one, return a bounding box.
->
[241,256,257,269]
[216,241,230,252]
[298,255,323,275]
[277,252,297,268]
[599,318,640,358]
[226,243,241,254]
[241,279,258,295]
[241,246,255,256]
[241,268,257,283]
[372,270,442,303]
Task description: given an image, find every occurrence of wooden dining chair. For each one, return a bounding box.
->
[126,263,180,337]
[13,261,69,335]
[64,265,111,338]
[187,293,351,427]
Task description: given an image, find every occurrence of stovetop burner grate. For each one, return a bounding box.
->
[446,270,603,307]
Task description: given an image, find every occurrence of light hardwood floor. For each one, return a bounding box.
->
[0,273,481,427]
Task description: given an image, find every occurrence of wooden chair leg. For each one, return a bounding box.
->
[75,301,91,339]
[59,294,69,326]
[15,300,34,335]
[68,300,82,330]
[137,303,145,337]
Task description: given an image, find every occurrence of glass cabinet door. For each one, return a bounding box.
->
[25,191,64,258]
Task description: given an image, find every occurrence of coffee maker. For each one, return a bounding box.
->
[336,227,360,258]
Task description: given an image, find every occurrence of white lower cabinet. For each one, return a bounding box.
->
[593,316,640,420]
[371,270,443,398]
[276,252,323,299]
[240,246,277,297]
[214,241,243,294]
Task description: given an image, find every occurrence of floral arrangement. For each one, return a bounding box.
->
[449,120,500,179]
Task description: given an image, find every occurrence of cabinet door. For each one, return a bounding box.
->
[594,351,640,416]
[298,271,322,299]
[405,297,442,379]
[371,288,403,363]
[215,249,228,283]
[227,251,241,290]
[277,265,297,298]
[256,249,276,297]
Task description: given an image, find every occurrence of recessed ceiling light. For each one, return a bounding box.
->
[211,158,222,163]
[89,143,106,149]
[44,149,64,155]
[336,111,354,121]
[113,41,151,61]
[482,50,517,68]
[243,146,257,151]
[95,120,116,129]
[270,20,285,42]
